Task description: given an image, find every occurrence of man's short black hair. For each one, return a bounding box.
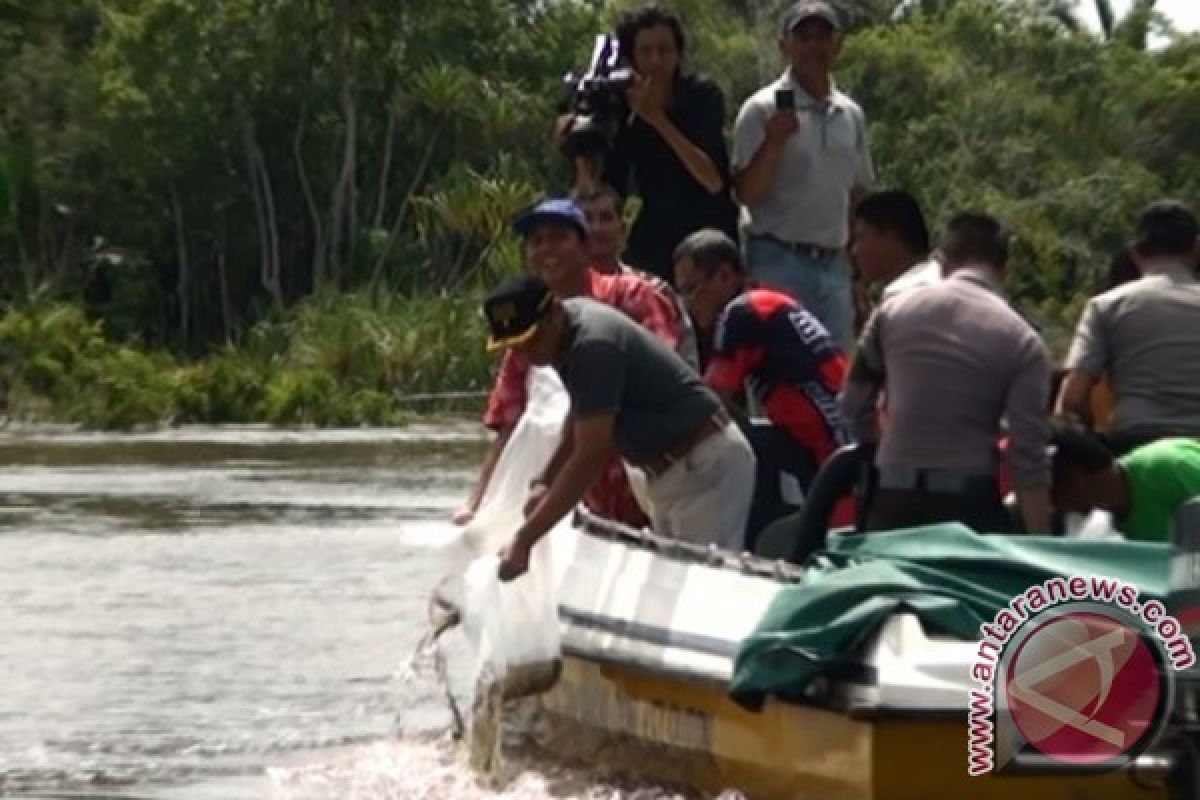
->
[940,211,1010,271]
[617,4,686,60]
[853,189,930,255]
[572,183,625,215]
[1132,199,1199,259]
[1051,422,1115,484]
[672,228,744,277]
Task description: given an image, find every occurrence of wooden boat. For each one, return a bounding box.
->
[522,509,1179,800]
[438,369,1197,799]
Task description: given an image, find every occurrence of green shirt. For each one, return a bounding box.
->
[1118,438,1200,541]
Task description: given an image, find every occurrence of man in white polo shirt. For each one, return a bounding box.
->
[732,0,873,349]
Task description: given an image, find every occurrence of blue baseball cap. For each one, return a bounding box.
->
[512,197,588,239]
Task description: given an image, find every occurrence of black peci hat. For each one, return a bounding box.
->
[483,275,554,351]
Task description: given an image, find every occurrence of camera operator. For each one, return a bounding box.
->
[559,4,738,284]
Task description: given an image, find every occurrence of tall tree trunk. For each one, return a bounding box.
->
[372,103,397,230]
[35,197,56,291]
[51,220,75,290]
[241,116,284,311]
[169,183,190,344]
[294,106,327,290]
[215,225,234,345]
[255,144,284,310]
[369,123,442,286]
[4,140,35,295]
[327,0,358,287]
[1094,0,1115,39]
[447,231,474,292]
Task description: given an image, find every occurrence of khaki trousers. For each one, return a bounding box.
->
[625,423,757,552]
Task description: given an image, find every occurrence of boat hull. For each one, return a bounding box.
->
[537,654,1167,800]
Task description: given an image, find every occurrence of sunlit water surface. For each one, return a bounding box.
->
[0,424,707,800]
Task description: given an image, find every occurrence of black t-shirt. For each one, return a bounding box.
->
[603,73,739,284]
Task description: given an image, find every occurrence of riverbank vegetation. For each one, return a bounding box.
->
[1,1,1197,427]
[0,291,487,428]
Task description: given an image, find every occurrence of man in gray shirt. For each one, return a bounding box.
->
[1056,200,1200,454]
[841,212,1053,534]
[732,1,873,349]
[483,275,757,580]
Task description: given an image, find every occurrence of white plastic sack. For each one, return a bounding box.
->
[455,367,570,773]
[459,368,569,688]
[459,367,569,556]
[460,547,562,773]
[462,547,562,698]
[1065,509,1124,540]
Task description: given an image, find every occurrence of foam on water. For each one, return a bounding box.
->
[266,734,745,800]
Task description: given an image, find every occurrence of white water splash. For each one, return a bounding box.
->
[266,735,747,800]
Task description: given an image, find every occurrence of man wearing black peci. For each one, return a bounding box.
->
[482,275,756,580]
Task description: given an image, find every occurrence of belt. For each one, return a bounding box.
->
[638,408,732,479]
[876,465,995,494]
[755,233,841,261]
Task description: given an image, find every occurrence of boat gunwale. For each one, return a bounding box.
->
[571,507,812,583]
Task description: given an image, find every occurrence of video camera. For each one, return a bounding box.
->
[559,33,635,161]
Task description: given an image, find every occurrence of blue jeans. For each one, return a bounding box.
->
[745,235,853,350]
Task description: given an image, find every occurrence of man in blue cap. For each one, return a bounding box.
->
[482,274,757,580]
[455,197,691,529]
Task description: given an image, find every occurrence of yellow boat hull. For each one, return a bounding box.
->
[537,655,1167,799]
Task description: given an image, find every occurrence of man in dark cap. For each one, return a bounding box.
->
[482,275,756,580]
[1056,199,1200,454]
[732,0,873,350]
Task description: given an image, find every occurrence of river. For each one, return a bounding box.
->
[0,423,700,800]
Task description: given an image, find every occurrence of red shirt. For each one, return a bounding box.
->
[481,269,683,526]
[705,288,850,463]
[705,289,856,530]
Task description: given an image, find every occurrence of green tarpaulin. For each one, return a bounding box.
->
[729,524,1170,710]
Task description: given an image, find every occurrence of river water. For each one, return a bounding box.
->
[0,423,699,800]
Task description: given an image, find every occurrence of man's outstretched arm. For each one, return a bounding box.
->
[453,426,513,524]
[498,412,613,580]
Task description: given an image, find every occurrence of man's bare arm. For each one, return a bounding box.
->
[499,414,613,580]
[453,426,514,523]
[734,112,797,207]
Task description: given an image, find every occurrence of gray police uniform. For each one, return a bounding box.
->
[840,269,1051,532]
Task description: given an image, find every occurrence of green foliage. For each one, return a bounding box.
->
[0,300,178,428]
[834,1,1196,351]
[0,291,489,428]
[0,0,1199,426]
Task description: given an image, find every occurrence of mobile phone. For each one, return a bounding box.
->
[774,88,796,112]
